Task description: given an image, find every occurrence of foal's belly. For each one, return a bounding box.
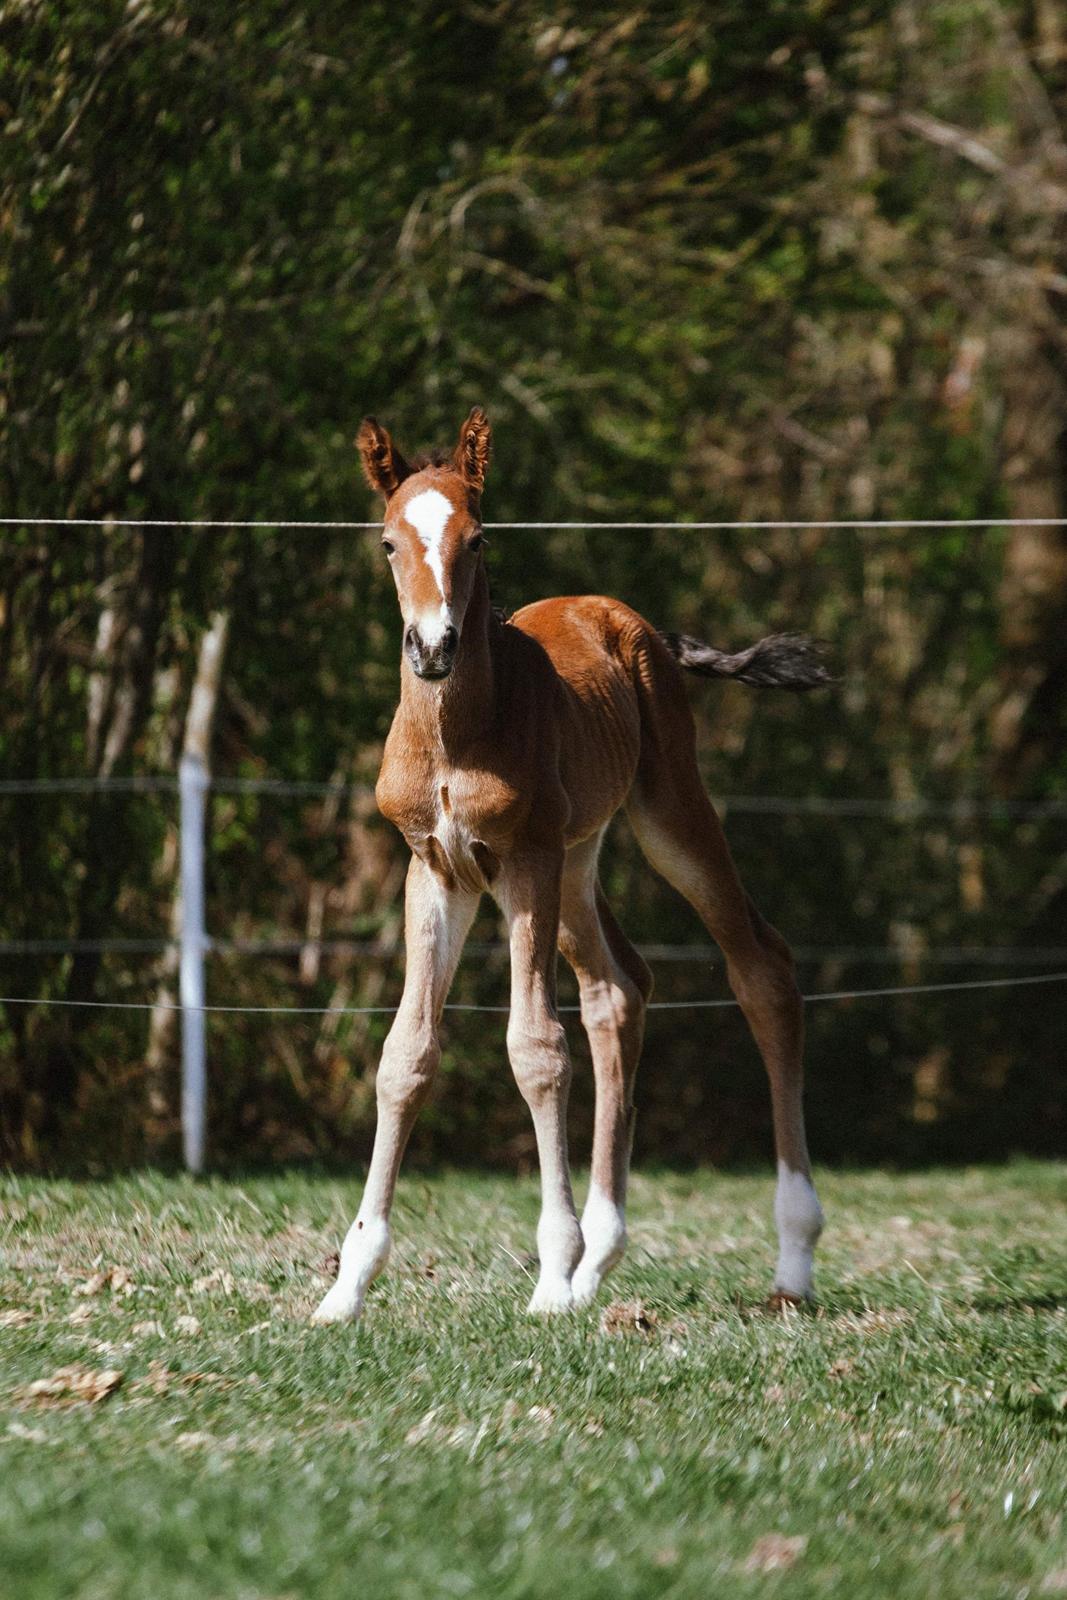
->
[513,600,644,846]
[556,680,641,845]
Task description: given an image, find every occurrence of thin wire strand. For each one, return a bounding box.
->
[3,515,1067,530]
[1,775,1064,818]
[0,517,382,530]
[1,969,1064,1017]
[0,776,180,795]
[718,795,1067,819]
[0,776,367,796]
[3,936,1067,967]
[494,519,1066,531]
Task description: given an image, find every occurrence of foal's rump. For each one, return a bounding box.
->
[508,594,830,850]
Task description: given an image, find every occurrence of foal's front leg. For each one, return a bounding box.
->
[499,851,584,1314]
[312,857,478,1324]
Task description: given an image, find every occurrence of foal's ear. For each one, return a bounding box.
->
[454,406,492,496]
[356,417,411,500]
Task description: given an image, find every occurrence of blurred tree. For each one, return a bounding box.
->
[0,1,1063,1169]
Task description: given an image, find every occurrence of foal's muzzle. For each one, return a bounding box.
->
[405,622,459,680]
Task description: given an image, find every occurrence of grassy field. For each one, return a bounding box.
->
[1,1163,1066,1600]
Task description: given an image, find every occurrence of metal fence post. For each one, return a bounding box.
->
[179,752,208,1173]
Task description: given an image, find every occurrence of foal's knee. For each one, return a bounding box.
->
[507,1022,570,1109]
[579,974,647,1047]
[376,1026,440,1114]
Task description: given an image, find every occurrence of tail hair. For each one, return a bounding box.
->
[658,630,833,691]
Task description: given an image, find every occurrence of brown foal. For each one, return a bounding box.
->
[313,407,828,1325]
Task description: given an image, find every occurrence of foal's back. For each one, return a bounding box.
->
[509,594,695,847]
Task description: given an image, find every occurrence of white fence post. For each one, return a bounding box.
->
[179,752,208,1173]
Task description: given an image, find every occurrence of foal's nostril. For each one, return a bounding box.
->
[441,626,459,656]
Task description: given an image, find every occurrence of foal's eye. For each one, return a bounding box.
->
[381,539,395,557]
[468,534,485,552]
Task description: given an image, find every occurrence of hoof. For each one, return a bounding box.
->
[767,1289,813,1314]
[527,1279,575,1316]
[311,1285,364,1325]
[571,1262,604,1306]
[572,1237,625,1308]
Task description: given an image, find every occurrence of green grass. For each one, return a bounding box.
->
[2,1163,1066,1600]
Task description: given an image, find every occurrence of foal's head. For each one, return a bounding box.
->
[358,408,492,681]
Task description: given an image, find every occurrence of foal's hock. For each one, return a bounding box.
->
[313,407,827,1326]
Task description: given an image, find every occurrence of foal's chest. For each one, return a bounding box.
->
[377,755,520,894]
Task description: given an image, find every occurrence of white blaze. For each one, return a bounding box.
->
[415,601,455,649]
[403,488,453,598]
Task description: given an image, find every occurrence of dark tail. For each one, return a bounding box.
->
[657,630,833,691]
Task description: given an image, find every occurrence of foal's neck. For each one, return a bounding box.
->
[399,567,499,758]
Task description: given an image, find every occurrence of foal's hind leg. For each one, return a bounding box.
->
[557,834,653,1305]
[627,768,824,1303]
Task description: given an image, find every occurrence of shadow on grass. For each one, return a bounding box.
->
[970,1292,1067,1313]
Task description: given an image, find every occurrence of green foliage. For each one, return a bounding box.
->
[0,3,1065,1165]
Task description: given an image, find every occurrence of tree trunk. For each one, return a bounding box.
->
[988,324,1067,788]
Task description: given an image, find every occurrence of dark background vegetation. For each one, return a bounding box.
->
[1,1,1065,1172]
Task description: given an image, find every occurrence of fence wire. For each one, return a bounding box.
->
[2,969,1066,1019]
[4,526,1065,1007]
[2,936,1067,967]
[5,515,1067,530]
[2,774,1064,819]
[10,509,1065,1170]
